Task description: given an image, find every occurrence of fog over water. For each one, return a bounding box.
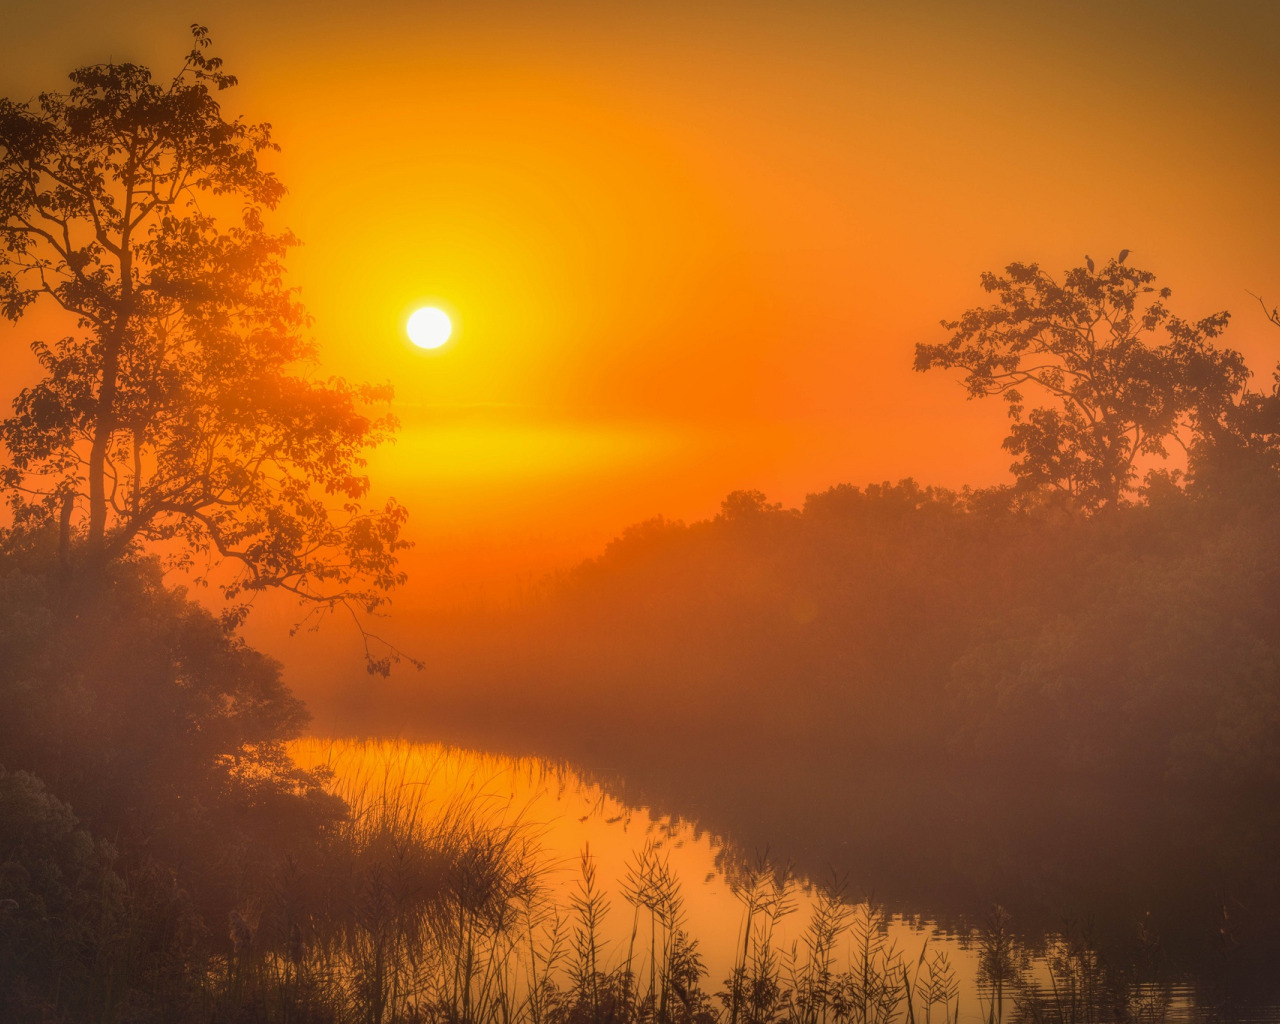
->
[283,476,1280,1015]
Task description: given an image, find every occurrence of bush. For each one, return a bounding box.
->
[0,766,125,1022]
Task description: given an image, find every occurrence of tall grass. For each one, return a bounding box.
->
[190,739,1180,1024]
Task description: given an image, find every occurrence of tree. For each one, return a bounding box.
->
[0,26,408,655]
[1187,294,1280,492]
[915,254,1249,510]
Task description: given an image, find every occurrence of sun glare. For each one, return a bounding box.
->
[407,306,452,349]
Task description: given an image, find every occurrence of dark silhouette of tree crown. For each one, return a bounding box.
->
[0,26,410,670]
[915,253,1249,510]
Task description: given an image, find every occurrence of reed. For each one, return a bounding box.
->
[181,740,1180,1024]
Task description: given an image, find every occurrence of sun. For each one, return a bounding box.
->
[407,307,452,349]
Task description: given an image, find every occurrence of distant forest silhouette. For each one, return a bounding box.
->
[2,25,1280,1024]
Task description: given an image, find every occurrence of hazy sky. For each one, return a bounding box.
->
[2,1,1279,680]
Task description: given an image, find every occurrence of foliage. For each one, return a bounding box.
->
[914,255,1248,510]
[0,25,408,643]
[0,28,430,1023]
[0,539,345,938]
[398,471,1280,983]
[1187,296,1280,494]
[0,545,294,780]
[0,767,126,1023]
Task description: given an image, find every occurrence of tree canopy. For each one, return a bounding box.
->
[0,26,407,642]
[915,254,1250,509]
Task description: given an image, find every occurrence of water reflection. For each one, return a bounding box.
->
[288,738,1272,1023]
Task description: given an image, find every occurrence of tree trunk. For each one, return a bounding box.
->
[58,491,73,567]
[86,349,118,572]
[88,220,132,573]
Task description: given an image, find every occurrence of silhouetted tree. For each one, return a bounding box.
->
[915,254,1248,509]
[0,30,423,1022]
[0,26,408,648]
[1186,295,1280,492]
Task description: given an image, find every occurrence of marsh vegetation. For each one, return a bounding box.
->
[3,731,1229,1023]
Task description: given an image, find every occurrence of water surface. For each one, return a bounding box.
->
[290,738,1277,1022]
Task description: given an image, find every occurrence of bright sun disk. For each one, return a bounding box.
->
[407,307,452,349]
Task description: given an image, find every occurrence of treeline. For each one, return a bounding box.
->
[2,496,1275,1015]
[397,475,1280,982]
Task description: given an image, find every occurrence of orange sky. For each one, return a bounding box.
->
[2,1,1279,687]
